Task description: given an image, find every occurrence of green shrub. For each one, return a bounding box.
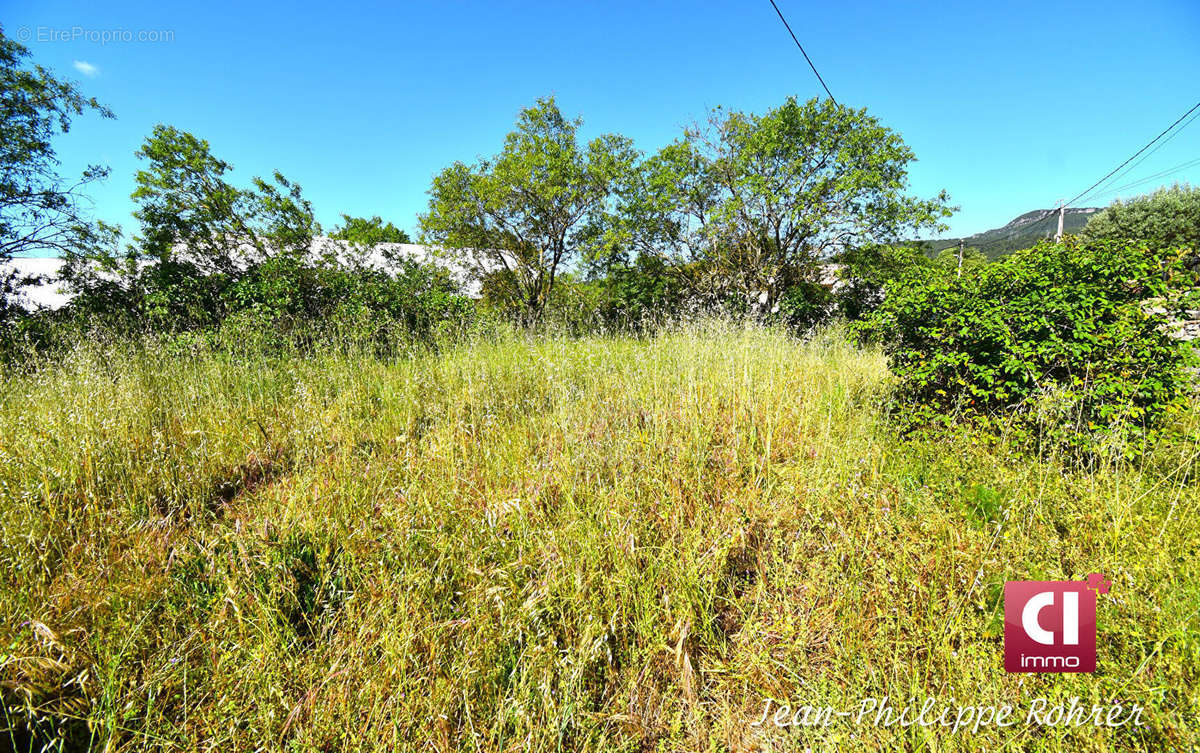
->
[1081,182,1200,250]
[833,244,935,321]
[59,254,475,341]
[587,252,691,330]
[859,238,1199,455]
[228,257,475,338]
[773,281,833,329]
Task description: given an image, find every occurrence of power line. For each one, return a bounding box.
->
[1074,107,1200,206]
[1111,155,1200,192]
[970,147,1200,250]
[974,149,1200,251]
[1085,155,1200,201]
[767,0,838,106]
[1065,99,1200,208]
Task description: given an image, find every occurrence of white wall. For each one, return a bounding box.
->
[1,240,491,311]
[3,257,70,310]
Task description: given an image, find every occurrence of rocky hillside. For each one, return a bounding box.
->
[927,207,1103,258]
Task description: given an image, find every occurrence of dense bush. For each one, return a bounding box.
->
[224,257,474,337]
[65,257,470,333]
[1082,183,1200,250]
[48,125,474,341]
[773,281,834,328]
[859,238,1199,454]
[588,252,693,328]
[832,244,935,321]
[328,214,411,244]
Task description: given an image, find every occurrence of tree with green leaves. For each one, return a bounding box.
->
[129,125,317,269]
[134,125,319,323]
[593,139,714,306]
[0,26,113,317]
[64,124,320,325]
[1081,183,1200,250]
[329,215,411,245]
[621,97,952,316]
[420,96,637,323]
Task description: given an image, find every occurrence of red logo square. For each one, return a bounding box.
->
[1003,574,1109,673]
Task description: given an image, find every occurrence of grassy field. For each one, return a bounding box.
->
[1,323,1197,752]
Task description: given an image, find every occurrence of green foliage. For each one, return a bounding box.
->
[773,281,834,328]
[413,95,956,330]
[60,125,327,328]
[860,238,1199,455]
[833,243,935,320]
[130,125,256,265]
[616,97,952,316]
[58,125,470,337]
[329,215,411,245]
[586,252,693,328]
[420,96,637,323]
[1082,183,1200,250]
[962,483,1005,527]
[933,245,989,275]
[223,254,472,333]
[0,26,113,319]
[127,125,321,265]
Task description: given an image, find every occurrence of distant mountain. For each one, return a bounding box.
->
[924,207,1104,258]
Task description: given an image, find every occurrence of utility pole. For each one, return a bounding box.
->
[1054,201,1065,241]
[957,238,964,277]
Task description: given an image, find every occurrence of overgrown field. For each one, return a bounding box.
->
[1,324,1197,751]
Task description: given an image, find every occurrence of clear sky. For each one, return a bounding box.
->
[6,0,1200,245]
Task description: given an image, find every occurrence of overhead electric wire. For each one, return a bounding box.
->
[767,0,838,106]
[1080,155,1200,205]
[970,152,1200,253]
[1073,106,1200,205]
[965,100,1200,254]
[761,6,1196,254]
[1107,155,1200,193]
[1064,99,1200,208]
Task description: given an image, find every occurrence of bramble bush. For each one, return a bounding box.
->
[858,238,1200,455]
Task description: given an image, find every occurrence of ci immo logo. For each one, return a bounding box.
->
[1004,574,1110,673]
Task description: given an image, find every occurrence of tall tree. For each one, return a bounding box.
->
[64,125,319,325]
[623,97,951,314]
[0,26,112,315]
[130,125,318,270]
[420,96,637,322]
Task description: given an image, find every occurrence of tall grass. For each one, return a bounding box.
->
[1,322,1197,751]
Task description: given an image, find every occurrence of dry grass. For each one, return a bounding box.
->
[0,322,1197,751]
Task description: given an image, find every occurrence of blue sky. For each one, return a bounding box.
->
[7,0,1200,246]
